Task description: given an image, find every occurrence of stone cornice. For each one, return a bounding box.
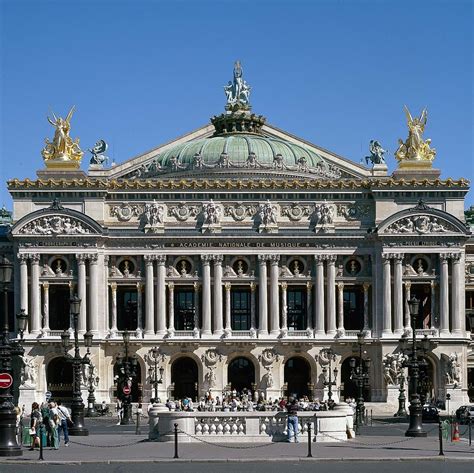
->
[7,177,470,192]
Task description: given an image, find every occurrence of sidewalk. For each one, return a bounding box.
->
[1,430,473,464]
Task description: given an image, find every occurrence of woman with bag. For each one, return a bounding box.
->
[29,402,42,450]
[56,400,71,446]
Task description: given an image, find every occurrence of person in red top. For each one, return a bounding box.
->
[286,397,299,442]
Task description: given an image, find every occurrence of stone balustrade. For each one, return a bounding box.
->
[149,403,354,443]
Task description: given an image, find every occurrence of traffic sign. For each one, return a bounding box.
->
[123,386,131,395]
[0,373,13,389]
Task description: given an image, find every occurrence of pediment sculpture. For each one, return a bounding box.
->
[19,215,92,235]
[385,215,456,234]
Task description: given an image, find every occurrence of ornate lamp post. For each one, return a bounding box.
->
[321,347,338,408]
[147,347,164,402]
[394,370,407,417]
[350,331,371,433]
[402,296,427,437]
[86,363,99,417]
[61,295,93,436]
[0,256,28,456]
[117,329,138,425]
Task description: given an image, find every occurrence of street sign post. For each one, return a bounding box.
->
[0,373,13,389]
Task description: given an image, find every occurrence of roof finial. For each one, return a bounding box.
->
[224,60,251,112]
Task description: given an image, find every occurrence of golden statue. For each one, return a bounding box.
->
[395,106,436,167]
[41,106,83,168]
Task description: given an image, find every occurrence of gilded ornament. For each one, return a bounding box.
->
[42,106,84,168]
[395,106,436,167]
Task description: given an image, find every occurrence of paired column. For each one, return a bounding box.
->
[250,282,257,332]
[258,255,268,335]
[42,282,50,334]
[404,281,412,332]
[280,282,288,333]
[76,254,88,333]
[88,254,99,333]
[193,282,200,331]
[201,256,212,335]
[381,254,392,336]
[213,256,224,336]
[306,282,313,330]
[314,255,325,336]
[18,254,29,317]
[430,281,437,330]
[363,282,370,331]
[326,255,336,336]
[269,255,280,335]
[393,254,404,334]
[224,282,232,333]
[144,255,155,336]
[168,282,175,333]
[156,255,167,335]
[337,282,344,333]
[110,282,118,335]
[451,253,462,335]
[30,254,41,335]
[439,253,450,336]
[136,282,143,336]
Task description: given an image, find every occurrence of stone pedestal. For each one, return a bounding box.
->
[385,385,403,411]
[371,163,388,177]
[445,387,469,413]
[18,386,37,410]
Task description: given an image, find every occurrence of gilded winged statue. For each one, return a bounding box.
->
[42,106,83,165]
[395,106,436,163]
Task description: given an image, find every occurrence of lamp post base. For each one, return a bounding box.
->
[405,403,427,437]
[69,404,89,436]
[0,407,22,457]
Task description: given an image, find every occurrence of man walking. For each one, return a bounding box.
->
[56,400,71,446]
[286,397,299,443]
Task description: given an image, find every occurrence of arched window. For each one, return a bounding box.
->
[228,357,255,393]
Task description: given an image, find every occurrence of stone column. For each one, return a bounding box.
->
[439,253,450,336]
[156,255,167,336]
[76,254,87,334]
[193,282,200,332]
[326,255,336,336]
[258,255,268,336]
[168,282,175,333]
[451,253,462,335]
[201,255,212,336]
[280,282,288,334]
[224,282,232,334]
[306,282,313,331]
[42,282,50,334]
[250,282,256,332]
[144,255,155,336]
[404,281,412,332]
[381,254,392,336]
[430,281,437,330]
[88,254,99,333]
[213,255,224,336]
[30,254,41,335]
[104,256,110,335]
[136,282,143,337]
[314,255,325,336]
[337,282,344,333]
[68,281,74,330]
[269,255,280,335]
[393,254,404,335]
[110,282,118,336]
[363,282,370,331]
[19,254,29,316]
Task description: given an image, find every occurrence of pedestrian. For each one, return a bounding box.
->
[56,400,71,446]
[29,402,42,450]
[48,403,60,450]
[286,397,299,443]
[116,398,123,425]
[41,401,52,447]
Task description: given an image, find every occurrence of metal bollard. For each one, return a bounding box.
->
[173,423,179,459]
[307,422,312,458]
[438,421,444,456]
[450,416,453,442]
[469,418,472,447]
[135,412,141,435]
[370,409,373,427]
[38,422,44,461]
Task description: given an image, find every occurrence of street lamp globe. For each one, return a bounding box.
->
[349,357,356,369]
[84,330,93,349]
[61,330,70,350]
[70,294,81,316]
[0,256,13,283]
[408,295,420,318]
[16,310,28,338]
[122,329,130,345]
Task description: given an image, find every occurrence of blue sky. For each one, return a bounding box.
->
[1,0,473,207]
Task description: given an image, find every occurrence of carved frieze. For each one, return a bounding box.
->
[280,203,312,221]
[19,216,92,235]
[336,203,371,220]
[224,203,258,221]
[168,203,200,222]
[385,215,456,234]
[109,203,142,221]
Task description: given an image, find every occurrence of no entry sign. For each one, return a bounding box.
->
[123,386,131,395]
[0,373,13,389]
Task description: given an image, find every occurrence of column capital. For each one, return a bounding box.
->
[156,254,166,265]
[136,282,143,291]
[363,281,371,292]
[326,255,337,264]
[280,281,288,290]
[450,252,461,263]
[404,280,411,289]
[213,255,224,264]
[306,281,313,290]
[430,280,438,288]
[382,253,392,263]
[17,253,29,263]
[258,254,269,263]
[337,281,344,291]
[168,281,175,290]
[439,253,451,262]
[110,282,117,292]
[30,254,40,263]
[89,254,99,264]
[144,254,155,265]
[224,282,232,292]
[75,253,88,263]
[269,254,280,264]
[42,281,50,289]
[201,255,213,264]
[314,254,325,263]
[250,282,256,292]
[193,282,201,292]
[104,254,110,264]
[391,253,404,262]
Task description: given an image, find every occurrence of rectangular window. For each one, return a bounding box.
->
[175,290,195,330]
[287,288,306,330]
[231,289,251,330]
[343,287,364,330]
[117,287,138,331]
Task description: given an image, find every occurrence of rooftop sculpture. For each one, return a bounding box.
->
[224,60,251,111]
